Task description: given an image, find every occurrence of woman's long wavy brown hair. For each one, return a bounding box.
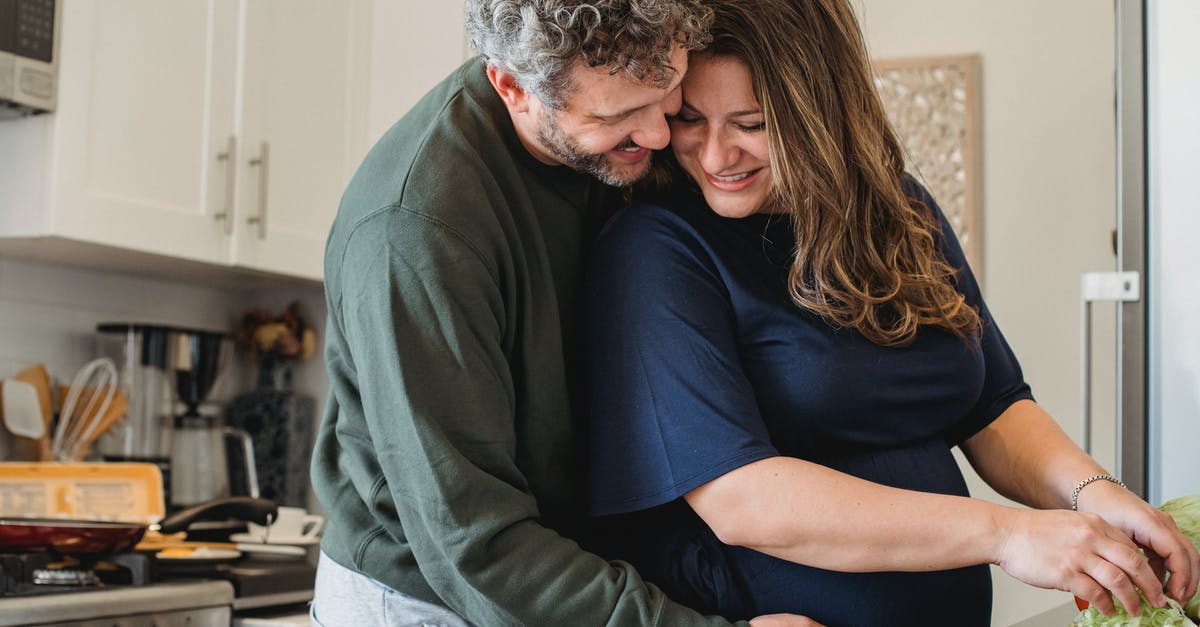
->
[695,0,981,346]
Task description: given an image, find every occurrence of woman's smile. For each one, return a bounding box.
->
[704,167,764,191]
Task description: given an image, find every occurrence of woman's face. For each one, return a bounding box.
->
[670,55,773,218]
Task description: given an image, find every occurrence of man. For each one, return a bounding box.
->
[310,1,818,625]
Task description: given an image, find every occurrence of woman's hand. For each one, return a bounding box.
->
[749,614,826,627]
[995,508,1168,616]
[1076,480,1200,606]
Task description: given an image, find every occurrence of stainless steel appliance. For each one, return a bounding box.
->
[1084,0,1200,505]
[0,552,235,626]
[95,324,256,509]
[0,0,58,118]
[0,464,313,624]
[95,324,177,474]
[0,551,317,625]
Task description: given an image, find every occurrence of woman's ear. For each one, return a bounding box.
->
[486,64,534,113]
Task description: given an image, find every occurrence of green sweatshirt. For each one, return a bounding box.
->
[313,58,740,626]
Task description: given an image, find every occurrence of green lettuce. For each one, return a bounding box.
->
[1070,596,1195,627]
[1161,494,1200,619]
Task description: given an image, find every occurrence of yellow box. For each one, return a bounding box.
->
[0,462,164,523]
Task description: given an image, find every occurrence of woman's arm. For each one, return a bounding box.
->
[959,399,1102,509]
[961,399,1200,606]
[685,453,1168,616]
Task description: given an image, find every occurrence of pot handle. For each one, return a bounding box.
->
[156,496,278,534]
[223,426,260,499]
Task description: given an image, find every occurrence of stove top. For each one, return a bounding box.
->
[0,551,155,598]
[0,550,314,624]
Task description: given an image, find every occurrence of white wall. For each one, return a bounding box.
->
[854,1,1119,624]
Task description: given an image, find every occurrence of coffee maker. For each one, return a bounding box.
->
[96,324,252,508]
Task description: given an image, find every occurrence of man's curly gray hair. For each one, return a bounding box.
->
[467,0,713,109]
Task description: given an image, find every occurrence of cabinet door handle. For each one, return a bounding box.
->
[214,136,237,235]
[247,142,270,240]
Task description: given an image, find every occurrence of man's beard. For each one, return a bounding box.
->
[536,110,651,187]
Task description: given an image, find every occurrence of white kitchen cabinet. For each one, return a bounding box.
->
[0,0,469,283]
[0,1,240,268]
[229,0,366,279]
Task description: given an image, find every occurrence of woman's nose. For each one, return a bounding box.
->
[699,130,738,173]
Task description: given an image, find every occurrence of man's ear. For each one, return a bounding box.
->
[486,64,534,113]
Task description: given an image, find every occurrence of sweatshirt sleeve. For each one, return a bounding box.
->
[334,205,740,627]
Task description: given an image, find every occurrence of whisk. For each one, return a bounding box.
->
[51,357,119,461]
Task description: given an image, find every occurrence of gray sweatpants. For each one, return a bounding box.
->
[310,551,475,627]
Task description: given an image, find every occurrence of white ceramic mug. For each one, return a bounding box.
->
[247,506,325,542]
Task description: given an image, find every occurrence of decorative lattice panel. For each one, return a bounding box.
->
[873,55,983,275]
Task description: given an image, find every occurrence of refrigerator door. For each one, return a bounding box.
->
[1144,0,1200,505]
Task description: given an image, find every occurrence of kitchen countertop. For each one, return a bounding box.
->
[1010,601,1079,627]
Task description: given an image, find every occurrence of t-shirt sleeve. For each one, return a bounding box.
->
[587,204,779,517]
[903,179,1036,445]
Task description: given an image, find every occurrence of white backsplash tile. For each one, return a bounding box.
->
[0,258,248,382]
[0,256,328,423]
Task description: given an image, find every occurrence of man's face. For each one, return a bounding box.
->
[526,45,688,186]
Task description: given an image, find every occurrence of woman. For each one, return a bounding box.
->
[585,0,1200,625]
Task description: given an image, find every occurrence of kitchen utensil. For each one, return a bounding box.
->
[94,324,178,486]
[0,496,277,557]
[0,379,43,461]
[71,389,128,459]
[12,364,54,460]
[51,357,119,461]
[2,379,44,439]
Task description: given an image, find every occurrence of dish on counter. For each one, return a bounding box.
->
[156,546,242,561]
[229,532,320,546]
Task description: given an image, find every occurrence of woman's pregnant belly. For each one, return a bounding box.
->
[692,439,993,626]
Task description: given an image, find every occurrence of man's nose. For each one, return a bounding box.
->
[631,111,671,151]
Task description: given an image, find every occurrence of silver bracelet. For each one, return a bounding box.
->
[1071,473,1126,511]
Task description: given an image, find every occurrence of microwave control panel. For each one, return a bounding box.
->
[0,0,56,62]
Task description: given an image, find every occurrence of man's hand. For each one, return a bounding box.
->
[749,614,826,627]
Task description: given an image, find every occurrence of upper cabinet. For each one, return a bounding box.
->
[0,0,470,283]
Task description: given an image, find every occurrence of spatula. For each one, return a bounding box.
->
[2,379,45,440]
[13,364,53,460]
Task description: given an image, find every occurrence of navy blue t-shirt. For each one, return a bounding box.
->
[586,180,1033,626]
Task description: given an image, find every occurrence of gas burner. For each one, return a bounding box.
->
[0,552,157,597]
[32,568,100,586]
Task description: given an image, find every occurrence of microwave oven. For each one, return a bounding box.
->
[0,0,58,118]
